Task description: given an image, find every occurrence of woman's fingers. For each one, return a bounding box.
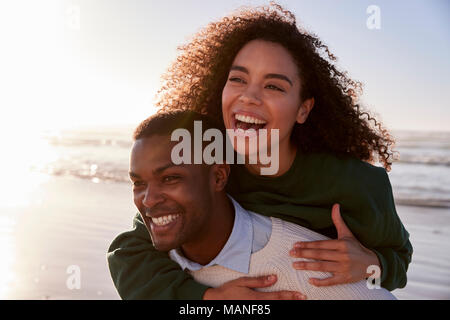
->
[205,275,307,300]
[228,275,307,300]
[254,290,307,300]
[309,274,352,287]
[293,239,347,250]
[292,260,340,272]
[232,275,278,289]
[289,248,343,261]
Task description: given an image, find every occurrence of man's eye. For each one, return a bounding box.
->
[163,176,180,183]
[266,84,284,92]
[132,181,145,187]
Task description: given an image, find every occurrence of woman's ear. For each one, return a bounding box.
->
[210,164,230,192]
[296,97,315,124]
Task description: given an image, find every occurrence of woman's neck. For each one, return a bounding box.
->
[244,141,297,177]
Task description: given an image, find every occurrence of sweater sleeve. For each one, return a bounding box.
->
[107,213,209,300]
[372,242,412,291]
[369,169,413,291]
[341,166,413,291]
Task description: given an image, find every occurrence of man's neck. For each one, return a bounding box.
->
[180,194,235,265]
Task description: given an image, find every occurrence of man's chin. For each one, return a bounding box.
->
[152,239,178,252]
[153,244,172,252]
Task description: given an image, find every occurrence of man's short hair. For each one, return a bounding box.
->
[133,110,223,141]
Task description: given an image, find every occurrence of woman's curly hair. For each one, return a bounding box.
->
[156,2,396,170]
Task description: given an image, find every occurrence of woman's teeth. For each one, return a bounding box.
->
[152,214,180,226]
[235,114,267,125]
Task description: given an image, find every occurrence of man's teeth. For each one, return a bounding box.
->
[151,214,180,226]
[235,114,267,125]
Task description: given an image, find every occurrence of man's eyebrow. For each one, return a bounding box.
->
[129,171,141,179]
[153,163,179,175]
[129,163,186,179]
[230,65,293,86]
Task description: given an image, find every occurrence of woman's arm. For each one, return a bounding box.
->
[290,204,412,290]
[289,167,413,291]
[364,169,413,290]
[107,213,209,299]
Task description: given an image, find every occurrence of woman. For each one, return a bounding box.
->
[108,3,412,299]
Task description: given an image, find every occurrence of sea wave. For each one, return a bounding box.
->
[395,157,450,167]
[393,197,450,209]
[45,136,132,149]
[35,165,130,184]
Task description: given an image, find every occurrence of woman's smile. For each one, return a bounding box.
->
[233,111,267,132]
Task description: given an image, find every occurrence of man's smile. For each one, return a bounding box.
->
[149,213,181,226]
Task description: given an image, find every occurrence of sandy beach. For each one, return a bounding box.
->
[1,174,449,300]
[0,175,134,300]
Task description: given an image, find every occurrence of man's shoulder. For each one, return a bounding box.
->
[248,215,330,254]
[273,217,331,243]
[245,210,331,246]
[247,210,272,225]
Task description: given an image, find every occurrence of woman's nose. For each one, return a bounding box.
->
[239,85,262,106]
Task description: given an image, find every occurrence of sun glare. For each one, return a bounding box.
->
[0,216,16,299]
[0,125,58,298]
[0,129,58,208]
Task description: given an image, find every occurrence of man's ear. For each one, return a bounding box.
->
[296,97,315,124]
[210,164,230,192]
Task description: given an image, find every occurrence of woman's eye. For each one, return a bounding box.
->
[266,84,284,92]
[229,77,245,83]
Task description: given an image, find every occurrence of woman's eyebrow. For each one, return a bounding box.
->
[265,73,293,87]
[230,65,293,87]
[230,65,249,73]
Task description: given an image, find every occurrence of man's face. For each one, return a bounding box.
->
[129,135,214,252]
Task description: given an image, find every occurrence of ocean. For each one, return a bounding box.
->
[33,127,450,209]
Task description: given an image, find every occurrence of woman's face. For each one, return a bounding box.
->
[222,39,306,156]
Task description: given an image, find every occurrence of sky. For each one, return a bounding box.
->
[0,0,449,133]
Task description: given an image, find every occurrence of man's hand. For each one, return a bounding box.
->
[203,275,306,300]
[289,204,381,287]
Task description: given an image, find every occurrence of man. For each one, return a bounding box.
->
[119,110,395,300]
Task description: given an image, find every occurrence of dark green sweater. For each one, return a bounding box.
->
[107,152,413,299]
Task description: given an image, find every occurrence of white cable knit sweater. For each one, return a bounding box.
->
[189,217,396,300]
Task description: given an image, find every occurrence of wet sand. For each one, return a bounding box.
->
[1,175,134,299]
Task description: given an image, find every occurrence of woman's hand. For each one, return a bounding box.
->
[289,204,381,287]
[203,275,306,300]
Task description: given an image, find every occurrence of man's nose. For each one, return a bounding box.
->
[239,84,262,106]
[142,185,165,210]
